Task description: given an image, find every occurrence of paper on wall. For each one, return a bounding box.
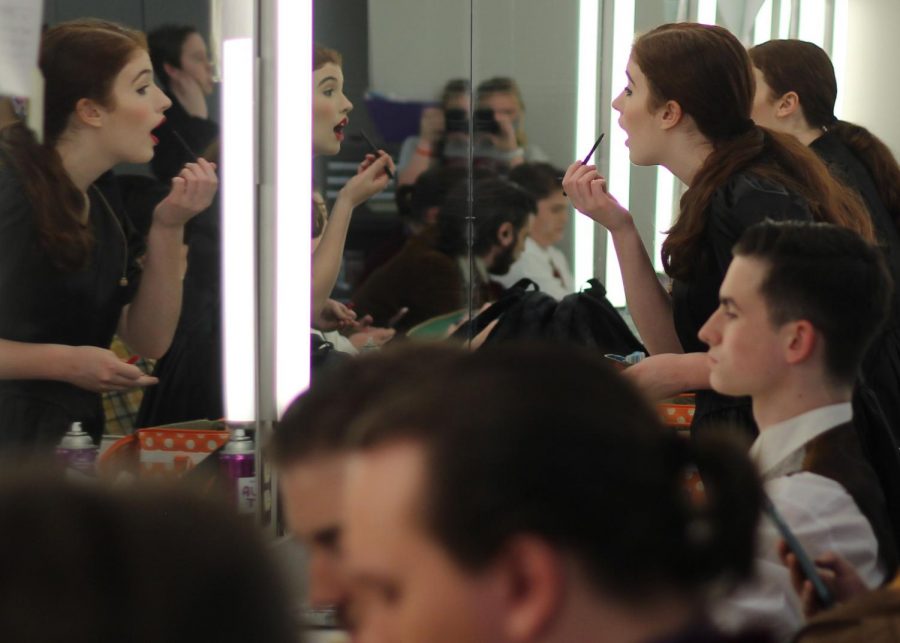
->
[0,0,42,98]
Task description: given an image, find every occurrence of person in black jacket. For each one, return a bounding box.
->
[749,39,900,451]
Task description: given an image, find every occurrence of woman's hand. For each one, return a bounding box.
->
[153,158,219,227]
[348,326,396,350]
[488,113,520,152]
[62,346,158,393]
[419,107,445,144]
[623,353,702,402]
[168,67,209,119]
[315,299,357,331]
[338,153,395,209]
[562,161,633,232]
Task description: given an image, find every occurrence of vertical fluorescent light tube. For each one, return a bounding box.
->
[222,37,257,422]
[275,0,312,416]
[798,0,827,47]
[831,0,848,119]
[573,0,599,287]
[653,168,675,273]
[697,0,717,25]
[753,0,773,44]
[778,0,792,38]
[605,0,635,307]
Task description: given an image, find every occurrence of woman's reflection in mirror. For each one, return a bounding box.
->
[311,45,395,361]
[136,24,223,428]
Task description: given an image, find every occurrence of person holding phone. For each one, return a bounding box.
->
[473,76,548,172]
[698,221,897,640]
[396,79,470,186]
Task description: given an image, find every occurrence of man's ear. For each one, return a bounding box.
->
[73,97,104,129]
[497,221,515,248]
[658,99,684,131]
[784,319,817,366]
[494,536,565,642]
[776,91,801,118]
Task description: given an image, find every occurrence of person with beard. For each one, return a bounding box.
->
[352,176,533,332]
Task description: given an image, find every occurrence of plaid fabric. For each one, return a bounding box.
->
[101,336,155,435]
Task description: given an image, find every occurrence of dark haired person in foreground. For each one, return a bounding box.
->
[342,344,771,643]
[699,221,897,640]
[0,475,296,643]
[271,345,464,631]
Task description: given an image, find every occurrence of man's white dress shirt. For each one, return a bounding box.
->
[713,403,885,642]
[494,237,575,300]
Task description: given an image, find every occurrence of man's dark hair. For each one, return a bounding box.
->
[394,166,469,224]
[436,177,535,257]
[148,24,199,90]
[508,162,564,201]
[271,344,465,466]
[349,343,762,602]
[734,220,892,385]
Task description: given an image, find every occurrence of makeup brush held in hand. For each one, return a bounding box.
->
[358,129,394,180]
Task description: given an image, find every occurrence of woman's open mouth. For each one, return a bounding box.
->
[334,118,348,141]
[151,116,166,145]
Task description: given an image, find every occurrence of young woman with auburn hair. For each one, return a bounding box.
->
[311,43,395,328]
[750,39,900,445]
[0,19,217,448]
[563,23,873,438]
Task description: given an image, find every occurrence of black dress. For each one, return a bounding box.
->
[137,95,222,426]
[811,131,900,444]
[671,170,812,440]
[0,163,144,448]
[811,131,900,532]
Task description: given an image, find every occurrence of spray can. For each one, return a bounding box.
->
[55,422,98,475]
[220,428,257,515]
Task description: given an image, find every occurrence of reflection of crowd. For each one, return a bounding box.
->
[4,12,900,643]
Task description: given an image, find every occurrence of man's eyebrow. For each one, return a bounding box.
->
[719,296,739,309]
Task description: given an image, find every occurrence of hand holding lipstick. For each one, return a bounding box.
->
[338,152,396,208]
[562,161,632,233]
[153,157,219,227]
[62,345,158,393]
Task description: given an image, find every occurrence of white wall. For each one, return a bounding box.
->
[843,0,900,157]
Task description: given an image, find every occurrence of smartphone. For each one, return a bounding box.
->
[763,496,835,609]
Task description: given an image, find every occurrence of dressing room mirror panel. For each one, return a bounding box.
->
[315,0,476,343]
[41,0,225,432]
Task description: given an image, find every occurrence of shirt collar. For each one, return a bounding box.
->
[749,402,852,478]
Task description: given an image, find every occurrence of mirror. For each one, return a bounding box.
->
[39,0,224,436]
[313,0,476,345]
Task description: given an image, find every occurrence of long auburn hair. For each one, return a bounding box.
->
[636,24,873,280]
[0,19,147,271]
[750,39,900,232]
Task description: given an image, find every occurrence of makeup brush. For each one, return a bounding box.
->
[358,129,395,180]
[581,132,605,165]
[170,127,199,162]
[561,133,606,196]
